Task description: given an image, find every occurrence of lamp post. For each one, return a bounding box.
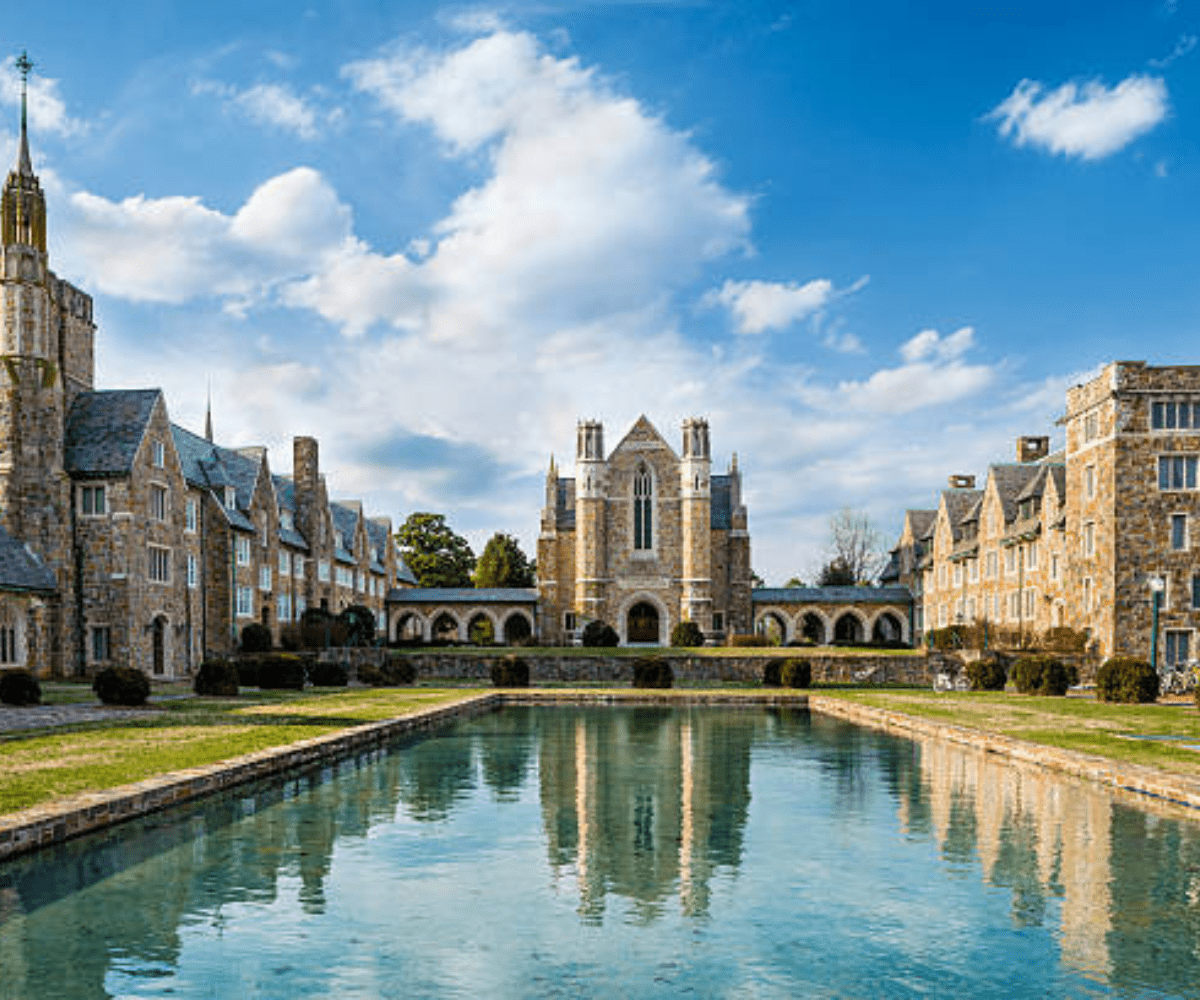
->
[1148,575,1165,673]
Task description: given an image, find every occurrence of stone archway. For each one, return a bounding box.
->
[833,612,864,644]
[627,602,660,644]
[394,612,425,642]
[502,612,533,645]
[800,612,826,645]
[431,611,461,643]
[872,612,904,644]
[756,610,789,645]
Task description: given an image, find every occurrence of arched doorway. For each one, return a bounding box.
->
[833,612,863,644]
[757,611,787,645]
[627,602,660,644]
[152,615,167,676]
[801,612,826,645]
[432,611,460,643]
[502,613,532,645]
[394,612,424,643]
[872,612,903,644]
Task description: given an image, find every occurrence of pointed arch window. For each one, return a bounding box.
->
[633,464,653,550]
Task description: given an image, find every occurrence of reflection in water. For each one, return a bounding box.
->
[1,706,1200,998]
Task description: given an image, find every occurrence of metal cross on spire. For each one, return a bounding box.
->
[14,51,34,175]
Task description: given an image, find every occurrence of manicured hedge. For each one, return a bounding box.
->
[1096,657,1158,703]
[780,658,812,689]
[256,654,307,691]
[193,659,239,697]
[308,660,349,687]
[1010,655,1071,696]
[93,666,151,706]
[239,623,272,654]
[670,620,705,648]
[581,620,619,647]
[965,657,1007,692]
[0,668,40,706]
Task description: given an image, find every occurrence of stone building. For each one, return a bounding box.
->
[0,92,412,678]
[537,416,752,645]
[886,362,1200,665]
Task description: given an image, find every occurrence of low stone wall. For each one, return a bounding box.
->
[399,650,956,686]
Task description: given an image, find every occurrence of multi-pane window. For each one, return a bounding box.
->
[1172,514,1188,551]
[186,498,197,533]
[1192,574,1200,610]
[969,559,978,583]
[153,441,166,467]
[150,485,168,521]
[1165,630,1192,667]
[294,555,304,579]
[235,536,251,566]
[1152,401,1200,430]
[236,586,254,617]
[1004,548,1016,575]
[1084,465,1095,500]
[296,596,307,618]
[966,597,976,621]
[224,487,237,510]
[148,545,170,583]
[0,625,19,664]
[1083,522,1095,557]
[80,485,106,516]
[986,551,997,579]
[712,611,724,632]
[319,560,331,582]
[90,626,110,662]
[279,551,290,577]
[953,563,962,587]
[1084,412,1099,441]
[1027,542,1039,570]
[1024,588,1036,618]
[1008,591,1020,621]
[1159,455,1199,490]
[278,593,292,624]
[259,565,272,592]
[281,510,294,531]
[187,553,198,589]
[633,465,653,550]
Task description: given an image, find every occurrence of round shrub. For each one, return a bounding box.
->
[780,658,812,689]
[337,604,376,648]
[490,656,531,688]
[93,666,151,706]
[632,657,673,689]
[193,659,238,697]
[965,657,1007,692]
[358,662,385,686]
[1012,655,1070,696]
[762,658,783,687]
[0,668,41,706]
[239,622,272,654]
[308,660,349,687]
[1096,657,1159,704]
[581,620,619,647]
[256,654,306,691]
[670,620,705,648]
[382,657,417,685]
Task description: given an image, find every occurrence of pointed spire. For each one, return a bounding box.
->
[204,382,213,442]
[548,453,556,478]
[14,51,33,177]
[730,452,739,474]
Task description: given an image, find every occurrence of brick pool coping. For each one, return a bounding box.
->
[5,687,1200,863]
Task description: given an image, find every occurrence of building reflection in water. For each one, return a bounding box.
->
[2,707,1200,998]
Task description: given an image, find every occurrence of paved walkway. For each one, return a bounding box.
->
[0,698,181,735]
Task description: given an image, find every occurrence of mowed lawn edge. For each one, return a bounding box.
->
[0,688,481,816]
[812,689,1200,781]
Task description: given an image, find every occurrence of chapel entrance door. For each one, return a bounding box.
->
[627,602,660,644]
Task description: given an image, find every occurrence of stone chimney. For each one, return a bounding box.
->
[293,436,320,546]
[1016,435,1050,463]
[948,474,976,489]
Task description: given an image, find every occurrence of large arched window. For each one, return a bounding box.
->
[633,464,653,550]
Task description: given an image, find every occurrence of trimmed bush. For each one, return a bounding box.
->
[358,662,385,686]
[256,654,306,691]
[239,623,272,654]
[279,624,303,652]
[338,604,376,648]
[193,659,239,697]
[581,620,619,647]
[780,658,812,689]
[382,657,417,685]
[1011,655,1070,696]
[0,668,41,706]
[236,657,260,688]
[670,620,705,648]
[490,656,531,688]
[632,657,673,689]
[729,634,771,648]
[965,657,1007,692]
[93,666,151,706]
[308,660,349,687]
[1096,656,1159,704]
[762,658,783,687]
[299,608,348,649]
[1040,626,1089,654]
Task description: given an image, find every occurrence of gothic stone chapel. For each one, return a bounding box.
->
[537,417,753,645]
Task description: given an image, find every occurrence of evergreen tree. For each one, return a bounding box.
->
[395,512,476,588]
[473,532,535,588]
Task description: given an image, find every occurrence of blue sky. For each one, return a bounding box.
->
[2,1,1197,583]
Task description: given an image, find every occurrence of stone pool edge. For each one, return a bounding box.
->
[0,689,812,862]
[809,694,1200,814]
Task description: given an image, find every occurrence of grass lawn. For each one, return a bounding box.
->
[818,689,1200,779]
[390,645,921,658]
[0,687,477,816]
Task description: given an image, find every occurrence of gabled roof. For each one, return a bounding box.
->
[906,510,936,541]
[988,464,1043,525]
[610,414,678,460]
[65,390,161,475]
[0,527,56,593]
[940,489,982,540]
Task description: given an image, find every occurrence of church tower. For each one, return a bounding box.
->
[574,420,608,625]
[680,417,712,632]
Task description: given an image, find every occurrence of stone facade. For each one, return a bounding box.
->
[0,112,413,679]
[887,362,1200,664]
[537,416,752,645]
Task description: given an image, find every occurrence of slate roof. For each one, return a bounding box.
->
[0,526,57,593]
[385,587,538,603]
[65,390,160,475]
[941,489,983,540]
[753,586,912,605]
[906,510,936,541]
[989,464,1043,525]
[396,557,418,586]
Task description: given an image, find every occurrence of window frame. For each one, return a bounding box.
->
[150,483,169,523]
[148,544,171,584]
[79,484,107,517]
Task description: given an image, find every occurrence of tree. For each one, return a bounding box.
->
[751,570,766,588]
[473,532,535,588]
[822,508,885,585]
[816,558,856,587]
[784,576,806,588]
[395,513,475,588]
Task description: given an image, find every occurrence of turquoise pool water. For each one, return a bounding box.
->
[3,705,1200,998]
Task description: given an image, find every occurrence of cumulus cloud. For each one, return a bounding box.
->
[0,57,85,137]
[986,74,1168,160]
[708,278,833,334]
[1150,33,1198,68]
[193,79,335,139]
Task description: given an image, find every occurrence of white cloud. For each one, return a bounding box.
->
[1150,33,1197,68]
[193,79,334,139]
[1156,159,1169,177]
[708,278,833,334]
[0,57,85,136]
[986,74,1168,160]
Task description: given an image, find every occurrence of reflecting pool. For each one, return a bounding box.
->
[3,706,1200,998]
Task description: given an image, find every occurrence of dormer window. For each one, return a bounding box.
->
[224,487,236,510]
[281,510,294,531]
